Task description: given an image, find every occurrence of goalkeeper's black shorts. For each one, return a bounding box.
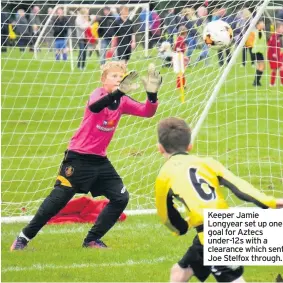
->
[55,150,124,197]
[178,236,244,282]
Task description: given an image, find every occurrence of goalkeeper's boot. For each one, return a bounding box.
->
[10,237,28,251]
[82,239,107,249]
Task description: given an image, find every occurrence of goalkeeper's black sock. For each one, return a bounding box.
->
[22,186,76,240]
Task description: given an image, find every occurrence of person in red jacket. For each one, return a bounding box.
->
[174,25,188,54]
[267,22,283,86]
[174,26,189,88]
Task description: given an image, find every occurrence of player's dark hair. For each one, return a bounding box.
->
[158,117,191,154]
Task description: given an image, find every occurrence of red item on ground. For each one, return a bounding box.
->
[47,197,127,224]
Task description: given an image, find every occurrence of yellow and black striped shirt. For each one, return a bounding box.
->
[155,153,276,244]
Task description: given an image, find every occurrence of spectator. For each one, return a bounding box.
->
[1,11,10,52]
[53,8,69,61]
[213,8,234,66]
[75,8,93,70]
[88,19,100,58]
[149,9,161,48]
[96,6,116,66]
[252,19,266,86]
[243,30,255,67]
[173,26,189,88]
[195,6,210,66]
[14,9,31,52]
[180,8,198,62]
[275,9,283,47]
[267,22,283,86]
[110,7,119,20]
[236,8,255,67]
[158,41,173,67]
[138,8,152,48]
[163,8,180,45]
[174,25,187,53]
[113,6,136,65]
[44,7,54,52]
[276,9,283,21]
[29,5,41,51]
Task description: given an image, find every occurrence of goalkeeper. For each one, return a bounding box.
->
[155,117,283,282]
[11,61,162,250]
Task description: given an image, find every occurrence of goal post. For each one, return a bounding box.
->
[1,0,282,223]
[191,0,272,143]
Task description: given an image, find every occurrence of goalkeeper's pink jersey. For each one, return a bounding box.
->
[68,87,158,156]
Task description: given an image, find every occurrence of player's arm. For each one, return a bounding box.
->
[121,95,158,117]
[89,71,138,113]
[211,159,279,208]
[155,174,188,236]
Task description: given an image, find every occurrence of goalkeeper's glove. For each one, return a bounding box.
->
[141,64,162,103]
[110,71,139,100]
[118,71,139,94]
[141,63,162,94]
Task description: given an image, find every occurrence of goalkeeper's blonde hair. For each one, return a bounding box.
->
[101,61,127,79]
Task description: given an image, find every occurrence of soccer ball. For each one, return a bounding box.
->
[203,20,233,49]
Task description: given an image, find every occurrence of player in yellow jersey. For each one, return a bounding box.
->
[155,117,283,283]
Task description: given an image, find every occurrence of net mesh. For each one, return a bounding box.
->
[1,0,282,217]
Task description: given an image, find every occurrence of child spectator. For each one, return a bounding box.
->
[158,41,173,67]
[174,26,189,88]
[14,9,30,52]
[252,19,266,86]
[267,22,283,86]
[53,8,69,61]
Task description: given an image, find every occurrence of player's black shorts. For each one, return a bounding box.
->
[55,150,124,198]
[117,45,131,61]
[178,236,244,282]
[255,52,264,61]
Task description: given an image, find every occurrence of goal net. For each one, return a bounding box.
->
[1,0,282,222]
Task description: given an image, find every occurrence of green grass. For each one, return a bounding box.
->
[2,215,283,282]
[1,46,283,282]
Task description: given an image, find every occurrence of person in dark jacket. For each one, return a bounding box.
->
[1,11,10,52]
[53,8,69,61]
[29,6,41,51]
[96,6,116,65]
[14,9,31,52]
[163,8,180,44]
[180,8,198,61]
[112,6,136,65]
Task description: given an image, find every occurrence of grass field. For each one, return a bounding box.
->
[2,215,283,282]
[1,45,283,282]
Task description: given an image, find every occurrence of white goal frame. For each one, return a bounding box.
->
[34,3,150,70]
[191,0,271,143]
[2,0,274,224]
